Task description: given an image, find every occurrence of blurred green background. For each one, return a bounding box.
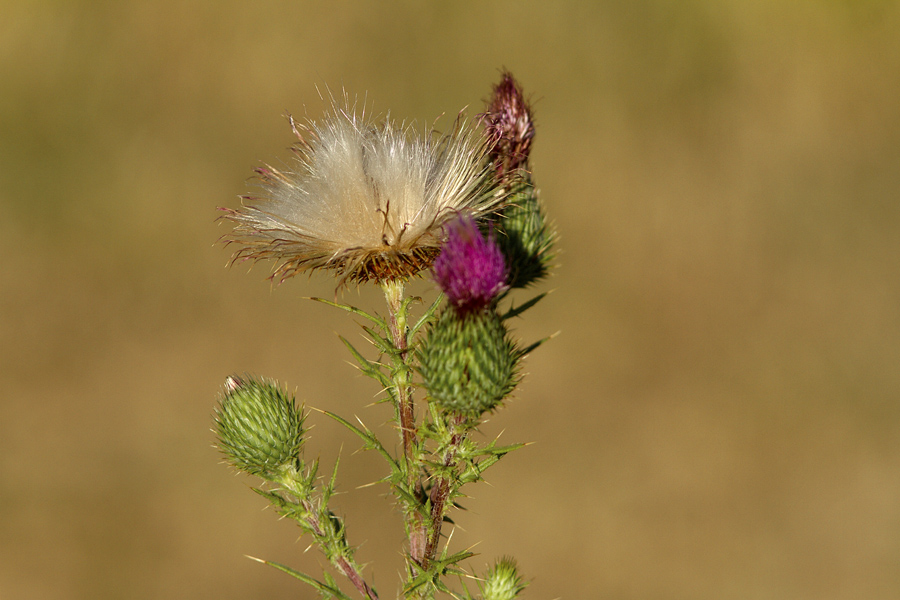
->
[2,1,899,599]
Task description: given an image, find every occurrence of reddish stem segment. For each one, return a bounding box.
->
[335,556,378,600]
[299,498,378,600]
[383,282,427,565]
[422,414,467,568]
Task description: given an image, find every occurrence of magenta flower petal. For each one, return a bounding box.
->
[433,216,508,314]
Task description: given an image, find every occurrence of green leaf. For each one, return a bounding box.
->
[399,294,418,319]
[410,293,444,338]
[307,297,387,330]
[393,482,427,511]
[518,334,552,358]
[321,454,341,505]
[305,457,321,487]
[500,292,547,321]
[403,550,477,597]
[339,336,392,389]
[360,324,399,356]
[247,556,353,600]
[439,549,476,567]
[480,441,527,456]
[250,488,317,537]
[250,486,283,505]
[321,410,398,472]
[457,442,525,484]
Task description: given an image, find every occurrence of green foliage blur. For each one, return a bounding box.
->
[2,2,899,599]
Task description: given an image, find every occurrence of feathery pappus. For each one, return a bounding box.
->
[219,98,506,285]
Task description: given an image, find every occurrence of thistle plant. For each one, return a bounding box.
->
[214,72,554,600]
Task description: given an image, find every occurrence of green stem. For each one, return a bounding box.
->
[381,280,427,566]
[275,469,378,600]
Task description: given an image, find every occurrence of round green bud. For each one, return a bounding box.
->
[214,375,305,479]
[418,308,519,416]
[481,556,527,600]
[496,174,555,289]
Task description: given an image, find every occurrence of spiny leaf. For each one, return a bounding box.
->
[399,294,418,320]
[477,441,527,457]
[308,297,388,330]
[247,556,353,600]
[500,292,547,321]
[360,325,399,356]
[321,410,398,471]
[323,572,341,593]
[439,549,477,567]
[411,293,445,338]
[403,550,477,596]
[321,454,341,505]
[338,336,392,388]
[306,457,321,487]
[251,488,314,532]
[251,487,285,505]
[518,334,553,358]
[392,483,426,511]
[456,442,525,484]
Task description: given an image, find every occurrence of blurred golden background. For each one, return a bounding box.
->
[2,2,899,599]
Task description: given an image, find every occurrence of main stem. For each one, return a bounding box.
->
[382,280,426,566]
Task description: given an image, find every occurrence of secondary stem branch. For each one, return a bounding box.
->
[303,505,377,600]
[423,414,467,568]
[277,473,379,600]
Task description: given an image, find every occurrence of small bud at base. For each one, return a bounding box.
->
[481,556,527,600]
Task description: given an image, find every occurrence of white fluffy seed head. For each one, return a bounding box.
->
[220,100,504,284]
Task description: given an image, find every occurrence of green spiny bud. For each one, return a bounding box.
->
[496,173,555,289]
[418,308,519,416]
[480,557,527,600]
[214,375,305,479]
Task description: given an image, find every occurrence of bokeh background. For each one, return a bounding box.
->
[2,1,899,599]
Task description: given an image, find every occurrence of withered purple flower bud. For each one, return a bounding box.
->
[481,72,535,177]
[433,215,507,314]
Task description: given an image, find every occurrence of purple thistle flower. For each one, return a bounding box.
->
[433,215,508,314]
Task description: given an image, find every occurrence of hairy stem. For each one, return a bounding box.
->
[382,280,426,565]
[422,414,468,568]
[303,504,377,600]
[335,555,378,600]
[277,473,378,600]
